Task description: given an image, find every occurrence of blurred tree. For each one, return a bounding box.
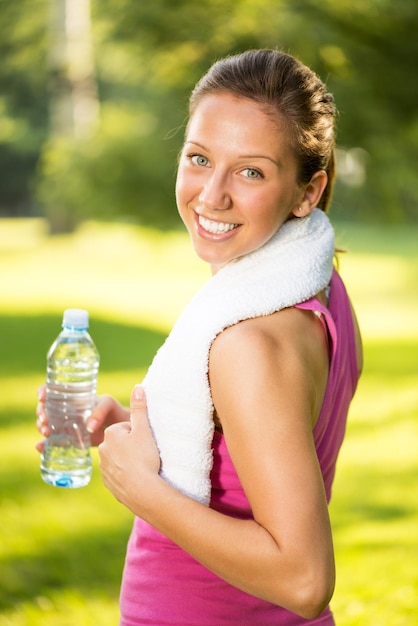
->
[0,0,48,216]
[48,0,99,139]
[38,0,99,233]
[42,0,100,231]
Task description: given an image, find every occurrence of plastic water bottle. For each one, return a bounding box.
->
[41,309,100,488]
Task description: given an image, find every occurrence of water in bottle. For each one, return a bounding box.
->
[41,309,100,488]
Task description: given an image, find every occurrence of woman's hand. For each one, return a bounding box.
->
[98,385,161,514]
[35,384,130,452]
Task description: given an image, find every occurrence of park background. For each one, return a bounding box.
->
[0,0,417,624]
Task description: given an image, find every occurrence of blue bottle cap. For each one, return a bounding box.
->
[62,309,89,330]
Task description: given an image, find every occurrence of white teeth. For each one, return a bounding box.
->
[199,215,238,235]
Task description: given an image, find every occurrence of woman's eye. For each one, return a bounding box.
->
[242,168,262,179]
[190,154,209,167]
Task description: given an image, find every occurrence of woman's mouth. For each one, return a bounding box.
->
[198,215,240,235]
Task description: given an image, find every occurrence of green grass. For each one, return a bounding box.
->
[1,218,417,625]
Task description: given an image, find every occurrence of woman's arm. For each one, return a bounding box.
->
[98,307,334,619]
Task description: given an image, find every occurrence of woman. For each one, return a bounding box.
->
[37,49,362,625]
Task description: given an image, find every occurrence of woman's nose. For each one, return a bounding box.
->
[198,172,232,211]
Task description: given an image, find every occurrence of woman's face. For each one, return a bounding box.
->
[176,93,305,275]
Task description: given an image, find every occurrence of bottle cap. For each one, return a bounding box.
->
[62,309,89,329]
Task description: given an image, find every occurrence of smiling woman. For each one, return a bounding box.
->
[176,93,327,274]
[36,49,362,626]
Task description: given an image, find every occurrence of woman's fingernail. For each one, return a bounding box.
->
[87,419,98,433]
[133,385,144,400]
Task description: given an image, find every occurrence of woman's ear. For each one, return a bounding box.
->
[291,170,328,217]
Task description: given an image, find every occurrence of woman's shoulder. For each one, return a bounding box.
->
[209,301,330,433]
[210,305,328,377]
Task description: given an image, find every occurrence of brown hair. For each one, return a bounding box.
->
[189,49,337,212]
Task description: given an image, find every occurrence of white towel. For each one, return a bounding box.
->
[142,209,335,505]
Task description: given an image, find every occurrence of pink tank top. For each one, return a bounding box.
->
[119,270,360,625]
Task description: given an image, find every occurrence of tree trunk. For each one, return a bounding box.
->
[46,0,99,232]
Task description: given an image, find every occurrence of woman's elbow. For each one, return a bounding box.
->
[290,571,335,620]
[266,557,335,620]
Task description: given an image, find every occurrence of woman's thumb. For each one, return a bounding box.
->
[130,385,148,428]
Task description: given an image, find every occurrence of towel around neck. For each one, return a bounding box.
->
[142,209,335,505]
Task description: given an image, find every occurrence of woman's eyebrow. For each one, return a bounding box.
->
[184,141,280,167]
[239,154,281,166]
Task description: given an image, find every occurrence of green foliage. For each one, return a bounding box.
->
[1,0,418,225]
[36,119,181,231]
[300,0,418,222]
[0,0,48,213]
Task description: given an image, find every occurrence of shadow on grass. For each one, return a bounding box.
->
[0,313,167,377]
[2,460,65,504]
[0,520,131,610]
[331,465,416,530]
